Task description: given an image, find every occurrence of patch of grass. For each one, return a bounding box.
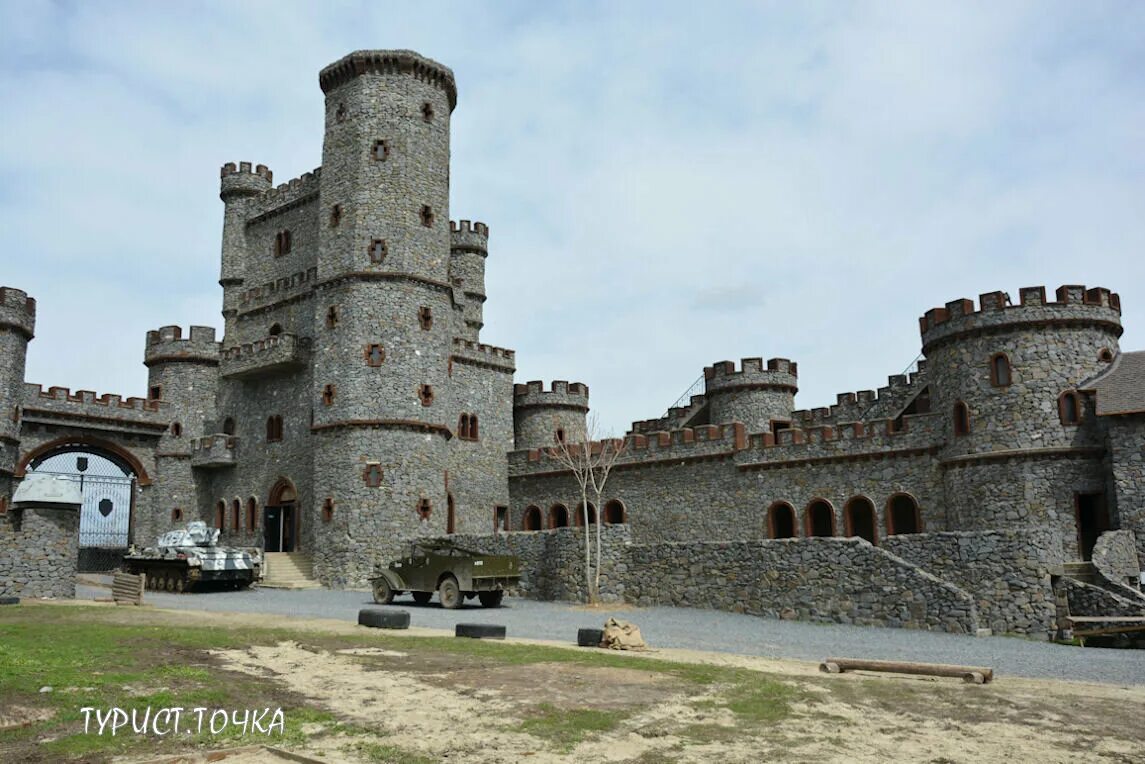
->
[677,722,741,743]
[343,740,437,764]
[519,702,630,752]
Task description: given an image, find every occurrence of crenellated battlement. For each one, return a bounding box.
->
[0,286,36,339]
[220,333,306,379]
[450,220,489,253]
[792,361,929,426]
[144,325,220,367]
[238,267,319,311]
[513,380,590,411]
[319,50,458,109]
[23,383,161,412]
[704,357,798,395]
[919,284,1123,351]
[451,338,516,373]
[220,161,274,200]
[245,168,322,222]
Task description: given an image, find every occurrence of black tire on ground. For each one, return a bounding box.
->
[372,578,394,605]
[358,608,411,629]
[577,628,604,647]
[412,591,433,606]
[478,590,504,608]
[439,577,462,610]
[0,596,19,606]
[456,623,506,640]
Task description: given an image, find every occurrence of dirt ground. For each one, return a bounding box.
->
[14,604,1145,763]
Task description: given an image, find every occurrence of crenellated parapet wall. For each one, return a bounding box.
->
[144,325,220,367]
[919,284,1122,353]
[245,168,322,224]
[704,358,798,433]
[220,333,307,379]
[319,49,458,109]
[20,384,170,435]
[794,361,929,426]
[449,220,488,254]
[451,338,515,373]
[219,161,273,200]
[0,287,36,340]
[513,380,590,451]
[630,393,707,435]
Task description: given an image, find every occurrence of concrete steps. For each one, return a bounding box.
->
[1063,561,1097,584]
[261,552,321,589]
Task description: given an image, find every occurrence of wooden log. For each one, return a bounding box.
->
[819,657,993,684]
[111,572,144,606]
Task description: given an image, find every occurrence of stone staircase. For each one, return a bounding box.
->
[261,552,321,589]
[1062,561,1098,584]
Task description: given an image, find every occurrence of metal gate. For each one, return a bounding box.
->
[29,455,136,572]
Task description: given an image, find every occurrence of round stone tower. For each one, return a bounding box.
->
[0,287,35,497]
[704,357,798,433]
[920,285,1122,556]
[309,51,459,586]
[143,325,221,541]
[218,162,273,345]
[513,381,590,450]
[450,220,488,342]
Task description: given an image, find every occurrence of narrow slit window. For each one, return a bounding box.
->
[322,384,336,406]
[322,498,335,522]
[369,239,388,264]
[1059,391,1082,425]
[953,401,970,436]
[329,204,342,227]
[990,353,1011,387]
[419,384,434,406]
[422,102,434,122]
[420,205,435,227]
[419,306,433,330]
[326,305,339,329]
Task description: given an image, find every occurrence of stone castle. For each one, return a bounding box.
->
[2,50,1143,635]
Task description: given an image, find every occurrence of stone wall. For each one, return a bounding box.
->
[1058,577,1145,619]
[0,506,78,599]
[1093,530,1142,587]
[625,538,978,633]
[884,529,1060,636]
[1108,416,1145,562]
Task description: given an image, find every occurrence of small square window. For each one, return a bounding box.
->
[149,385,162,401]
[420,205,435,227]
[364,464,383,488]
[335,103,347,123]
[422,102,434,122]
[369,239,388,264]
[274,230,292,256]
[365,344,385,367]
[417,498,432,520]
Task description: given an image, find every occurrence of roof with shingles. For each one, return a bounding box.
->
[1081,351,1145,416]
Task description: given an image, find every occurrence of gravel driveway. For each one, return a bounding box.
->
[76,580,1145,686]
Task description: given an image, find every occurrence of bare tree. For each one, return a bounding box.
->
[547,413,627,603]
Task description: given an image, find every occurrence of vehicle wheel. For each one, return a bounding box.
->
[412,591,433,606]
[478,591,504,608]
[164,574,176,592]
[456,623,506,640]
[174,576,185,593]
[358,607,410,630]
[372,578,394,605]
[438,577,462,609]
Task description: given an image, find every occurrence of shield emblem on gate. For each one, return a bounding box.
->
[98,498,114,517]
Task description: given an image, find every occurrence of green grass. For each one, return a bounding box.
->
[342,740,437,764]
[518,702,630,752]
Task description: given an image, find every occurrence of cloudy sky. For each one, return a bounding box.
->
[2,1,1142,434]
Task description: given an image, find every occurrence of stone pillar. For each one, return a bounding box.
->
[0,474,82,599]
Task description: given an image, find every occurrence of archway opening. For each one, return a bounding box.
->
[768,502,797,539]
[845,497,878,545]
[549,503,569,529]
[887,494,922,535]
[805,500,835,537]
[523,505,542,531]
[25,447,137,572]
[575,502,597,527]
[446,493,456,534]
[603,499,626,524]
[265,477,298,552]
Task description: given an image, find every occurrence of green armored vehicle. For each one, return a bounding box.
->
[369,541,520,609]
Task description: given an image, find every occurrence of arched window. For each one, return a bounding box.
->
[446,493,456,534]
[989,353,1011,387]
[575,502,598,526]
[523,506,542,531]
[1059,391,1081,425]
[804,499,835,537]
[603,499,626,524]
[767,502,797,539]
[469,414,479,440]
[268,323,283,337]
[363,464,383,488]
[232,499,241,531]
[953,401,970,436]
[215,500,226,530]
[887,494,922,535]
[247,498,257,531]
[844,497,878,545]
[555,428,566,444]
[171,507,184,523]
[1098,348,1114,363]
[549,503,570,529]
[170,422,182,437]
[222,417,236,436]
[266,415,283,442]
[458,414,470,440]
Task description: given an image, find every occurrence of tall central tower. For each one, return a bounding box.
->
[310,51,459,585]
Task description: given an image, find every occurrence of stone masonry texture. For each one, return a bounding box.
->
[0,53,1142,635]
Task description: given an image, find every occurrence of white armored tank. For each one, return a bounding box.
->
[123,521,261,592]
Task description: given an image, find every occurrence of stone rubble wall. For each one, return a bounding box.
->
[1093,531,1142,587]
[884,529,1060,636]
[1058,577,1145,619]
[0,507,78,599]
